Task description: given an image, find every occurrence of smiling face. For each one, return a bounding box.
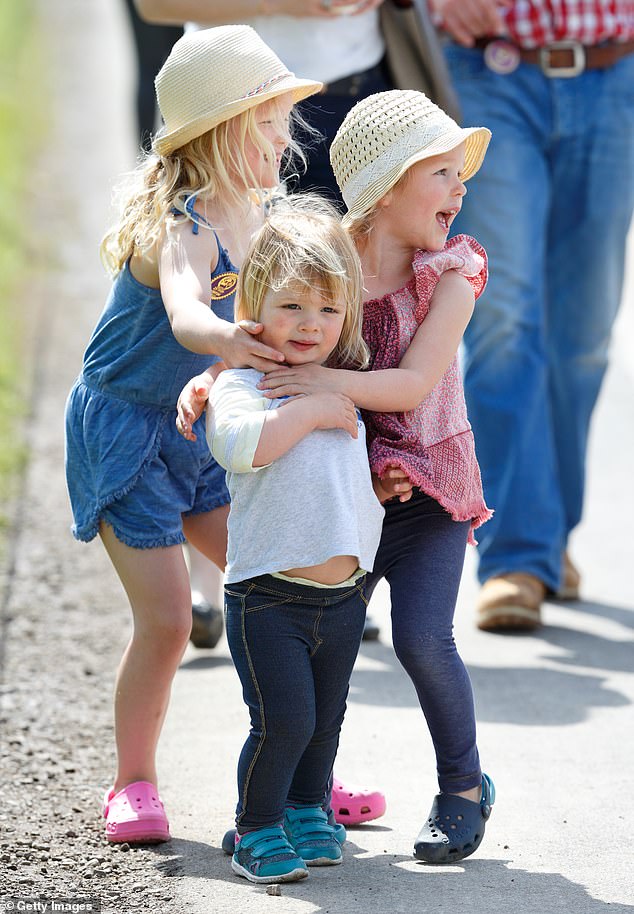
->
[258,282,346,366]
[380,143,467,253]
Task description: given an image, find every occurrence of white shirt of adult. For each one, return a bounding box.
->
[185,10,384,85]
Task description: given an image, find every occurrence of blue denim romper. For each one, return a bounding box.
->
[64,228,237,548]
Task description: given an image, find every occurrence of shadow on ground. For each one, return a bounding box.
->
[349,598,633,725]
[147,837,630,913]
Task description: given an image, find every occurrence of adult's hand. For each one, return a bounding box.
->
[428,0,512,47]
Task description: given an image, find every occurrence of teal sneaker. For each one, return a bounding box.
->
[284,805,343,866]
[222,812,345,855]
[231,826,308,884]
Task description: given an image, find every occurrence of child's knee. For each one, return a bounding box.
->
[134,600,193,653]
[264,705,315,750]
[393,631,454,679]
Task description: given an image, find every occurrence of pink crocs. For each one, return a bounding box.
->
[332,777,387,826]
[102,780,170,844]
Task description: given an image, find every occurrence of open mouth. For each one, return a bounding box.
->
[436,208,459,231]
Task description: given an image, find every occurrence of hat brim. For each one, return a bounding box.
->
[341,126,491,229]
[154,76,322,155]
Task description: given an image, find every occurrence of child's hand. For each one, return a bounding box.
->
[176,368,218,441]
[372,466,414,503]
[220,320,285,372]
[287,392,359,438]
[258,363,338,397]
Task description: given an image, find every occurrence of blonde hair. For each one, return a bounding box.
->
[100,98,306,275]
[346,209,378,246]
[237,195,369,370]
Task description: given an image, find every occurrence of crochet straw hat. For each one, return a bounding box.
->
[154,25,322,155]
[330,90,491,227]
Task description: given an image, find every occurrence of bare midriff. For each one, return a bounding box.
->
[280,555,359,586]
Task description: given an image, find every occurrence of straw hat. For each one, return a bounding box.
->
[154,25,322,155]
[330,90,491,227]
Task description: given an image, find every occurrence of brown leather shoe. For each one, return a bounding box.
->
[476,573,546,631]
[555,551,581,600]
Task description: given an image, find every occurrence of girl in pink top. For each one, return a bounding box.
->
[258,90,496,863]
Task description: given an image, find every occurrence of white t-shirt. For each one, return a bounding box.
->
[186,11,384,84]
[207,369,385,584]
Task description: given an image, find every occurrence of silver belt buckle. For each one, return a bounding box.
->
[540,40,586,77]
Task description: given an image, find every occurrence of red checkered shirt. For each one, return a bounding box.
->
[501,1,634,48]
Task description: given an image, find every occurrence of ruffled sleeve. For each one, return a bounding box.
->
[413,234,488,322]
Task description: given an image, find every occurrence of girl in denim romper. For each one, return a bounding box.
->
[63,25,322,845]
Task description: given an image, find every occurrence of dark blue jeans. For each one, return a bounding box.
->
[292,61,392,205]
[366,490,482,794]
[225,573,367,830]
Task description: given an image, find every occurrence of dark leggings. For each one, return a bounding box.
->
[366,490,482,794]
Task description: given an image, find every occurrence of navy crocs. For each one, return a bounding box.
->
[414,773,495,864]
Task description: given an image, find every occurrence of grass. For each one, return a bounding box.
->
[0,0,45,530]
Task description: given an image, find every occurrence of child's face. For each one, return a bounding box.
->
[244,94,294,189]
[257,283,345,366]
[380,143,467,252]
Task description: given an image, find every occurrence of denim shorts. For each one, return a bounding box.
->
[100,437,229,549]
[65,380,230,549]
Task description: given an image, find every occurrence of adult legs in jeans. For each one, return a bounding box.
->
[445,48,634,601]
[224,576,367,830]
[366,492,481,796]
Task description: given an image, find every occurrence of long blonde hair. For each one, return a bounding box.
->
[100,99,306,275]
[237,194,369,371]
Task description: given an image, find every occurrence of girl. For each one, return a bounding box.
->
[206,197,406,884]
[248,90,498,864]
[177,91,496,864]
[63,25,322,844]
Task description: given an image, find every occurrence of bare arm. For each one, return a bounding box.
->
[135,0,383,26]
[159,219,284,370]
[260,269,475,411]
[176,363,226,441]
[253,393,358,466]
[428,0,512,47]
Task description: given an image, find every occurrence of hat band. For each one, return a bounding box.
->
[242,71,293,99]
[341,124,466,212]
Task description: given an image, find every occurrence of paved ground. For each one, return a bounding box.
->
[1,1,633,912]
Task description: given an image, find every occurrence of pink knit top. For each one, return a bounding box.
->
[362,234,492,542]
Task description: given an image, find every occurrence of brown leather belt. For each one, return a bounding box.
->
[475,38,634,77]
[320,61,386,96]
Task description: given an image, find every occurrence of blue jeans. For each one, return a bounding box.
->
[444,46,634,589]
[224,573,367,830]
[293,61,392,205]
[366,491,481,794]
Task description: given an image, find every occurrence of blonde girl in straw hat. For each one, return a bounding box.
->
[64,24,321,845]
[252,89,498,863]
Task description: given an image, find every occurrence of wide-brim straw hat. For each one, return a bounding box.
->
[154,25,322,155]
[330,90,491,228]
